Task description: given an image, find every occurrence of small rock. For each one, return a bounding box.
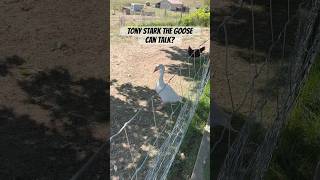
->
[180,152,186,160]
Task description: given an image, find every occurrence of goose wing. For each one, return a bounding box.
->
[159,84,181,103]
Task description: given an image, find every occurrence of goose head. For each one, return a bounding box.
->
[153,64,165,73]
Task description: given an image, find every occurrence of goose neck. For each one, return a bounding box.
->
[159,69,165,84]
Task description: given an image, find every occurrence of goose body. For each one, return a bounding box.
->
[154,64,181,104]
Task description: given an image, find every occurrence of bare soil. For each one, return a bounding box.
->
[211,0,302,178]
[110,13,210,178]
[110,29,210,133]
[0,0,107,179]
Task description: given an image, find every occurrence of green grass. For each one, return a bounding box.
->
[266,58,320,180]
[168,82,210,180]
[179,7,210,27]
[204,158,210,180]
[111,0,208,10]
[136,7,210,27]
[111,0,210,27]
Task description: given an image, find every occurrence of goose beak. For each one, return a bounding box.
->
[153,67,158,73]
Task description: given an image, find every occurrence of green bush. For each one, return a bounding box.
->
[266,58,320,180]
[135,7,210,27]
[168,83,210,179]
[179,7,210,27]
[137,20,177,26]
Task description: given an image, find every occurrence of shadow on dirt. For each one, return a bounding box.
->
[212,0,301,59]
[0,66,108,179]
[18,67,108,127]
[0,106,105,180]
[110,80,181,134]
[0,55,26,76]
[116,82,157,109]
[160,46,189,61]
[211,0,304,177]
[160,46,209,83]
[110,80,185,178]
[211,0,302,102]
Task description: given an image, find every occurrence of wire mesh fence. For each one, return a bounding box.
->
[212,0,320,179]
[110,46,210,180]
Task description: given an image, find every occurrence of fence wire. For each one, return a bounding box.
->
[212,0,320,179]
[110,43,210,180]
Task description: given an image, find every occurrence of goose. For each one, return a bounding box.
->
[153,64,182,109]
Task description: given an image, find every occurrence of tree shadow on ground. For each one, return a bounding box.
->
[110,80,181,134]
[18,67,108,128]
[110,80,186,179]
[0,106,105,180]
[211,0,303,106]
[211,106,267,179]
[212,0,301,59]
[0,55,26,76]
[160,46,209,83]
[211,0,308,178]
[0,66,108,179]
[160,46,189,61]
[116,82,157,109]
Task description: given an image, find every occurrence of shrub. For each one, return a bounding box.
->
[266,58,320,180]
[178,7,210,27]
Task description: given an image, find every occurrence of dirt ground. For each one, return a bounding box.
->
[211,0,302,178]
[110,11,210,178]
[110,30,209,129]
[110,9,210,133]
[0,0,107,179]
